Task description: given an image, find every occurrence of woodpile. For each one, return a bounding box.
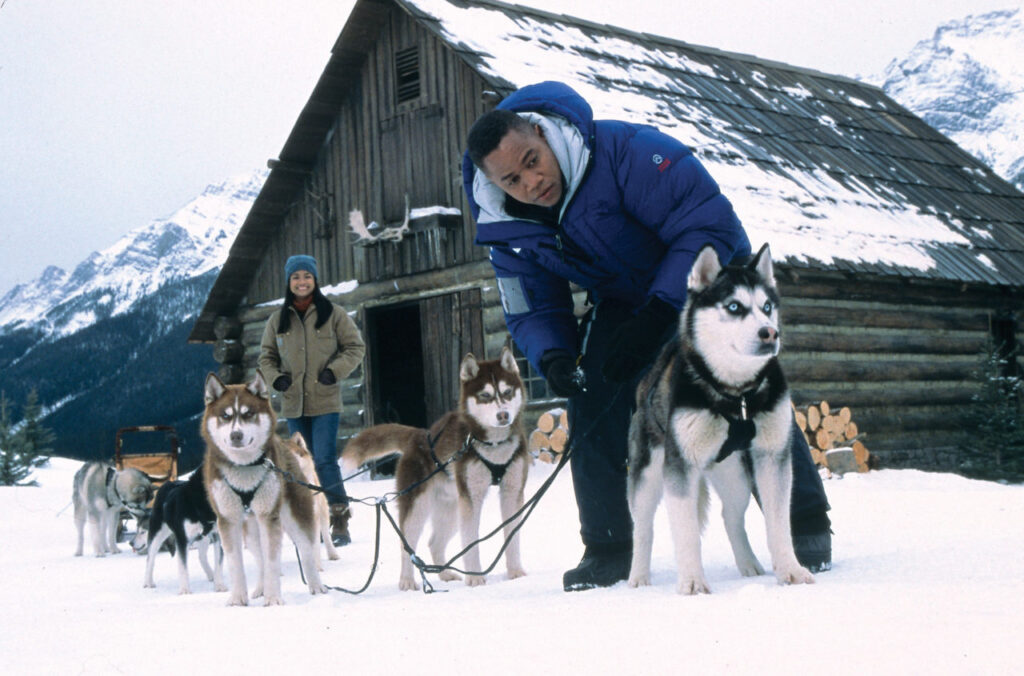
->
[794,401,871,475]
[529,407,569,463]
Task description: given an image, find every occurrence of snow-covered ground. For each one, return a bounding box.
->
[2,457,1021,675]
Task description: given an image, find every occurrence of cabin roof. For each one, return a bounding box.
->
[189,0,1024,342]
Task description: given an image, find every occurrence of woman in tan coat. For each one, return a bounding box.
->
[258,255,365,545]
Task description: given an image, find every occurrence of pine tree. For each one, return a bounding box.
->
[0,390,53,487]
[16,389,53,475]
[958,340,1024,482]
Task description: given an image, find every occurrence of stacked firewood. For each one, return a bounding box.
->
[528,407,569,463]
[793,401,871,474]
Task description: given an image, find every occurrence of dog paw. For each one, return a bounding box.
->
[143,581,154,589]
[627,573,650,588]
[737,560,765,577]
[776,566,815,586]
[309,583,328,595]
[507,567,527,580]
[327,551,341,561]
[264,595,284,606]
[676,576,711,595]
[398,578,420,591]
[227,593,249,606]
[178,588,192,595]
[438,570,462,582]
[465,575,487,587]
[215,583,228,592]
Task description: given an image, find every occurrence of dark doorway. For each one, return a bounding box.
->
[367,303,428,428]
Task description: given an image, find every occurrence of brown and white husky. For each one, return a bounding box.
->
[342,346,529,590]
[201,372,327,606]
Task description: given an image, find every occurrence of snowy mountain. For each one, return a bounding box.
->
[872,7,1024,190]
[0,171,265,464]
[0,170,266,339]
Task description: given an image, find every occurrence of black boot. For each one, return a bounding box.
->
[562,543,632,591]
[330,504,351,547]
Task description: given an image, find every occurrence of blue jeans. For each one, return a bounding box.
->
[286,413,347,505]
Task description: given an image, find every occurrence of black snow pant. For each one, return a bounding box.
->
[566,300,831,550]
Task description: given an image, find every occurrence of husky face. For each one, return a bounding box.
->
[686,244,781,387]
[203,372,274,465]
[460,347,525,429]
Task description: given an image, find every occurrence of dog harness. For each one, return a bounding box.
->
[473,438,517,486]
[711,394,757,463]
[223,454,268,512]
[105,467,147,516]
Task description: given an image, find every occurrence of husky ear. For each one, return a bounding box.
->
[460,353,480,382]
[499,345,520,375]
[204,372,225,405]
[688,245,722,292]
[290,431,308,450]
[750,243,776,287]
[247,371,270,399]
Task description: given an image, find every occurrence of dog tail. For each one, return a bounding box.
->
[340,423,424,473]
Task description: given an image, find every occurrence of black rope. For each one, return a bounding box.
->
[275,384,626,595]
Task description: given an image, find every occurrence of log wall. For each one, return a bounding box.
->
[777,273,1023,470]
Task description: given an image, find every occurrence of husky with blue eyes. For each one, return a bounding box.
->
[342,346,529,591]
[627,244,815,594]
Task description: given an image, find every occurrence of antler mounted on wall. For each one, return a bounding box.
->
[348,195,410,245]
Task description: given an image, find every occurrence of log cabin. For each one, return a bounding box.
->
[188,0,1024,470]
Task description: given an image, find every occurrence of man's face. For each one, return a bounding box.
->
[481,125,563,208]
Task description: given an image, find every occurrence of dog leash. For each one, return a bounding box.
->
[280,384,626,595]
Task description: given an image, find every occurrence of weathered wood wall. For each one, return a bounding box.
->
[777,272,1022,470]
[214,261,1021,470]
[245,5,500,308]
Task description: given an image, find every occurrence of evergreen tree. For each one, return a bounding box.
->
[958,340,1024,482]
[17,389,53,472]
[0,391,53,487]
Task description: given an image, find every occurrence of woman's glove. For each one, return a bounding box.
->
[272,375,292,392]
[318,369,337,385]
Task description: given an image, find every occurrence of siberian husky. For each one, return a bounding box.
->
[288,432,340,569]
[201,372,327,606]
[342,346,529,590]
[627,244,814,594]
[143,466,226,594]
[72,461,153,557]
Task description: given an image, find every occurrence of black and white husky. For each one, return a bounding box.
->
[627,244,814,594]
[143,466,225,594]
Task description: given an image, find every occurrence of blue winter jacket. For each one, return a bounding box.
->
[461,81,751,372]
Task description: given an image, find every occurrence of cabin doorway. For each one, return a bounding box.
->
[363,288,484,472]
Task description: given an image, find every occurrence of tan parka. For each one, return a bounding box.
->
[258,302,365,419]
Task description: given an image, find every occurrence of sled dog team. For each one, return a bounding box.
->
[72,243,815,604]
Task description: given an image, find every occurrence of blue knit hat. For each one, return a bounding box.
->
[284,254,318,281]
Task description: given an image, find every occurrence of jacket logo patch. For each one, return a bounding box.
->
[653,153,671,172]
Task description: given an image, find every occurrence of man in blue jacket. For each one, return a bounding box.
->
[462,81,831,591]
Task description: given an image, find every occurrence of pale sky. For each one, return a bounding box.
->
[0,0,1018,293]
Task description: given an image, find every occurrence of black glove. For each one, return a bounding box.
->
[601,297,678,382]
[318,369,337,385]
[540,351,585,398]
[272,375,292,392]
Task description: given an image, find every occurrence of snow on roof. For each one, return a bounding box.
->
[405,0,1024,286]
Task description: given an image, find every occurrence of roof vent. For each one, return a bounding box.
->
[395,47,420,104]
